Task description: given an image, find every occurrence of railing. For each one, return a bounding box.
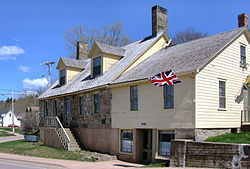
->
[241,109,250,125]
[44,117,70,150]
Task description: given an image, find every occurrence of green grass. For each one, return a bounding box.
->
[0,140,97,161]
[141,163,167,168]
[205,132,250,144]
[0,127,22,134]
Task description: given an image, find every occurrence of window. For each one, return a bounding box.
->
[79,96,84,115]
[94,94,100,114]
[164,85,174,109]
[53,100,57,116]
[121,130,133,153]
[240,45,246,67]
[59,69,66,86]
[219,81,226,109]
[158,130,175,157]
[93,57,101,77]
[130,86,138,111]
[44,102,48,117]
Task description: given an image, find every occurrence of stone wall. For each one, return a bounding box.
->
[171,140,250,169]
[40,127,64,149]
[39,88,112,129]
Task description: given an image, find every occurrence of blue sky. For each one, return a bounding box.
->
[0,0,249,99]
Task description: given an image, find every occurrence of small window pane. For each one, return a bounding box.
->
[240,45,246,66]
[79,96,84,115]
[158,130,175,157]
[93,57,101,77]
[94,94,100,114]
[121,130,133,153]
[219,81,226,109]
[130,86,138,111]
[164,85,174,109]
[60,69,66,86]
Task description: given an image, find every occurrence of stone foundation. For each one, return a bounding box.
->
[40,127,63,149]
[195,128,233,141]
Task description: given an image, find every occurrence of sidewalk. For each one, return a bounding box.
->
[0,152,212,169]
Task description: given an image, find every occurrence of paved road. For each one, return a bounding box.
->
[0,135,24,143]
[0,159,65,169]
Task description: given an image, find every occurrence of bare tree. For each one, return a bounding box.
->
[65,22,131,58]
[172,28,207,44]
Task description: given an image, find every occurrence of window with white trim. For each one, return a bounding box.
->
[93,57,101,77]
[130,86,138,111]
[219,80,226,109]
[59,69,66,86]
[240,45,246,67]
[164,85,174,109]
[120,130,133,153]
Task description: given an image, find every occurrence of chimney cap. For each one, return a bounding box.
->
[152,5,167,14]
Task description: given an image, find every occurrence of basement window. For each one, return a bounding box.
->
[158,130,175,157]
[120,130,133,153]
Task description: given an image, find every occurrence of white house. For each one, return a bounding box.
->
[0,110,20,127]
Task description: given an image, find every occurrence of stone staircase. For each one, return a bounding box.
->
[64,128,81,151]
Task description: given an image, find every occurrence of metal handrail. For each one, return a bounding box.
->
[44,116,70,149]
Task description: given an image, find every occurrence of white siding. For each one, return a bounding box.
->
[111,76,195,129]
[196,33,250,128]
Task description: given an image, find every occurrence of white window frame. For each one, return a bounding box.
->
[218,79,226,110]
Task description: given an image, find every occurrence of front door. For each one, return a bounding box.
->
[142,129,152,164]
[64,98,71,127]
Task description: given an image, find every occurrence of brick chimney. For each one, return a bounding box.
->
[152,5,168,37]
[76,42,88,60]
[238,13,248,27]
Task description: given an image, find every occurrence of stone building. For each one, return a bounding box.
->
[39,6,250,164]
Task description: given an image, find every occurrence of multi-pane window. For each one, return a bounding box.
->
[94,94,100,114]
[164,85,174,109]
[59,69,66,86]
[44,102,48,117]
[240,45,246,67]
[219,81,226,109]
[53,100,57,116]
[79,96,84,115]
[130,86,138,111]
[93,57,101,77]
[158,130,175,157]
[121,130,133,153]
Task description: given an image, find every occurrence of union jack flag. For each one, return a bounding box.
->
[149,70,181,87]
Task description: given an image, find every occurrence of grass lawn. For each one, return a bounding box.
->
[0,127,22,134]
[205,132,250,144]
[0,140,116,161]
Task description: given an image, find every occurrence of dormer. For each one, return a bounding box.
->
[88,42,126,78]
[56,57,89,86]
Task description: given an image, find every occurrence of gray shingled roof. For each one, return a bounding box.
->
[95,42,126,56]
[112,27,246,84]
[39,28,247,99]
[60,57,90,69]
[38,33,161,99]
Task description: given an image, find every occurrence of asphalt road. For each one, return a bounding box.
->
[0,159,66,169]
[0,135,24,143]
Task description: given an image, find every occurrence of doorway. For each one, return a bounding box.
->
[142,129,152,164]
[64,98,71,127]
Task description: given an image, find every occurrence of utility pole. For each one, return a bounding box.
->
[40,61,55,87]
[11,91,15,133]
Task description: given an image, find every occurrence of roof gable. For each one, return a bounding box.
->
[56,57,89,70]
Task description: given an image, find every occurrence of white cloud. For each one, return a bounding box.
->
[0,45,24,56]
[18,65,31,73]
[22,78,48,91]
[0,56,16,60]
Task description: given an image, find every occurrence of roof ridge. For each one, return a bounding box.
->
[172,27,246,46]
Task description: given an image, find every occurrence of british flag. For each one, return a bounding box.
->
[149,70,181,87]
